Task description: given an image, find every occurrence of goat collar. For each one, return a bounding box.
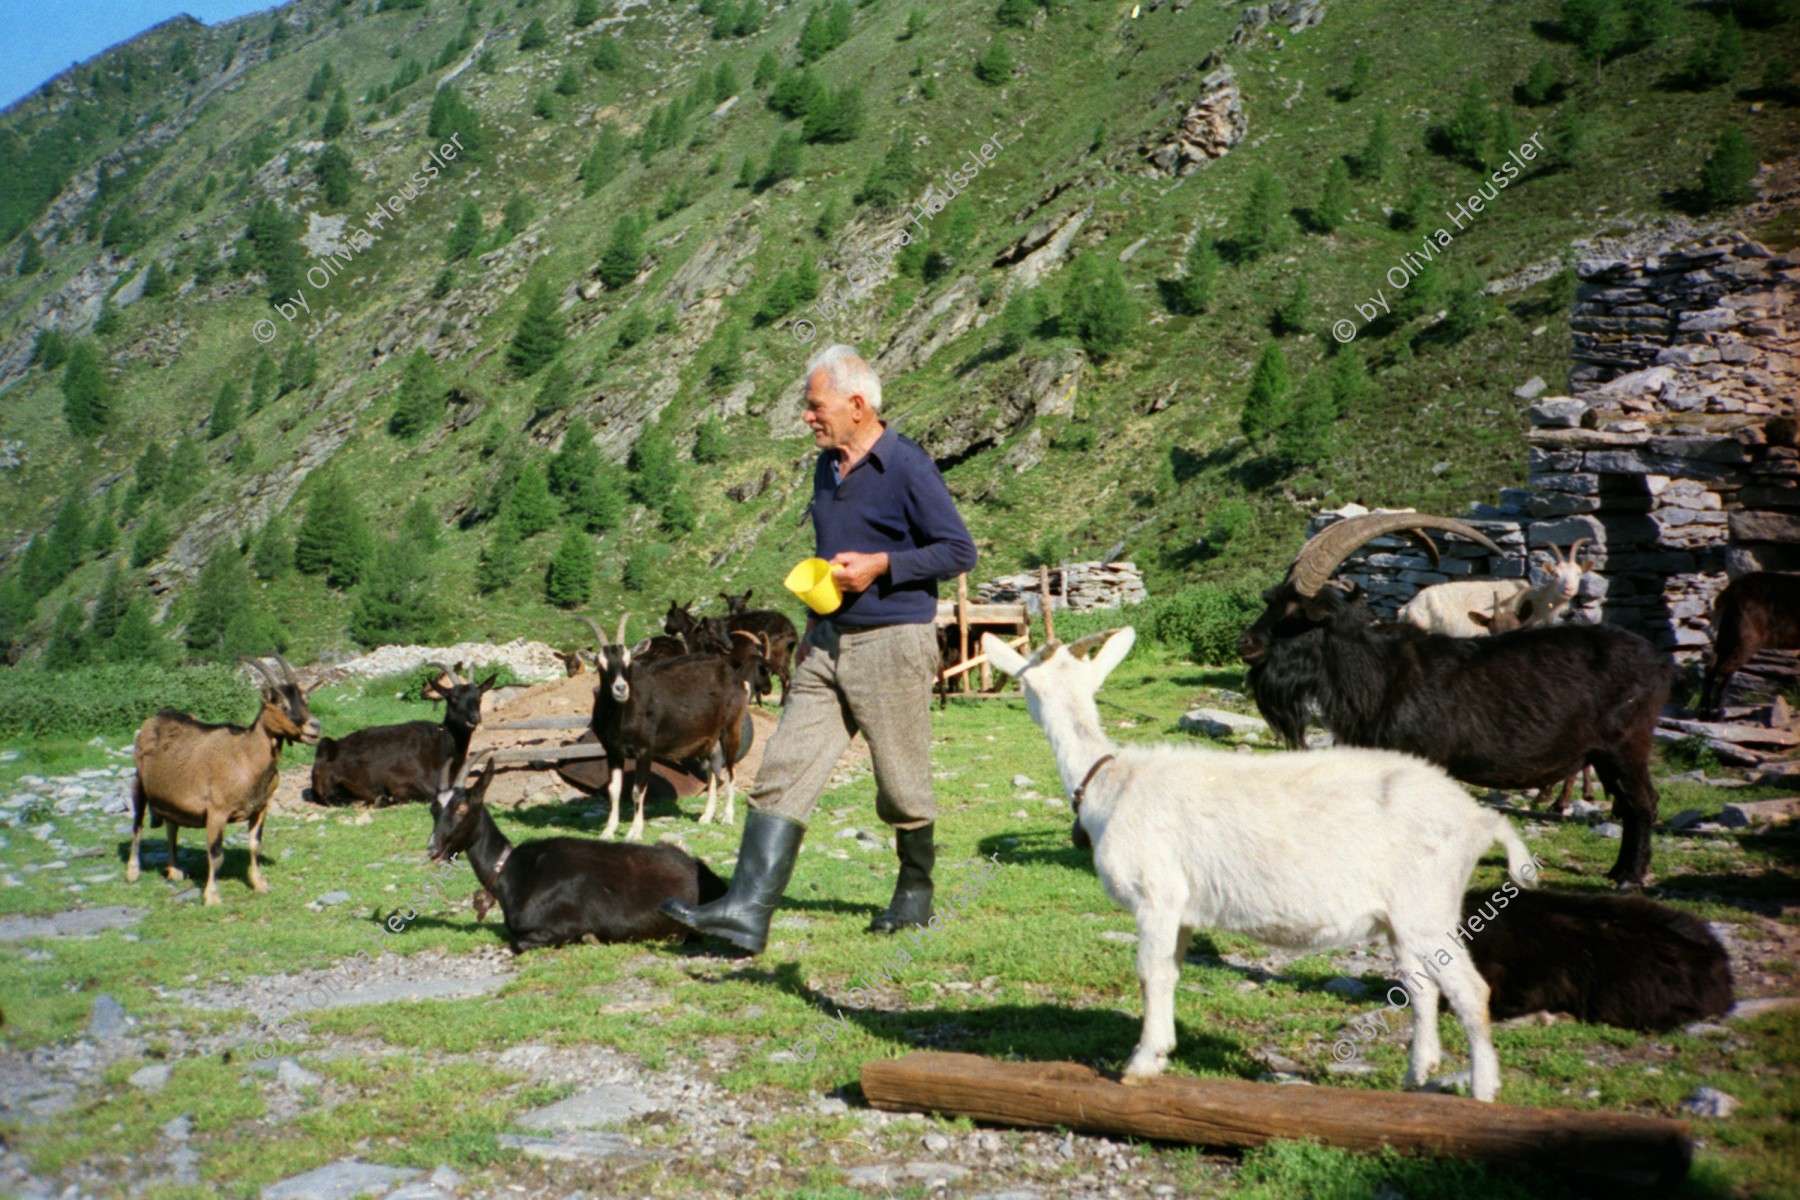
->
[479,845,512,892]
[1071,754,1116,815]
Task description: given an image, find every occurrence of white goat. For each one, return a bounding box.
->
[983,627,1536,1102]
[1398,540,1592,637]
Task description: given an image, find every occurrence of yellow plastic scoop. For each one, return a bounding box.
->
[784,557,843,615]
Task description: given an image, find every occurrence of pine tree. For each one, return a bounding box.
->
[621,543,655,592]
[555,64,582,96]
[1687,14,1744,86]
[86,561,132,647]
[714,62,739,102]
[1241,342,1293,444]
[581,124,625,198]
[250,354,279,412]
[1176,236,1218,315]
[1342,51,1372,99]
[736,155,759,188]
[1272,278,1311,335]
[761,131,803,188]
[974,38,1013,85]
[279,344,318,397]
[162,438,207,506]
[16,234,44,276]
[426,85,485,160]
[1230,169,1288,260]
[735,0,766,36]
[349,535,439,646]
[0,578,35,657]
[209,379,241,438]
[1520,58,1562,106]
[856,139,918,208]
[107,596,172,666]
[88,507,118,556]
[141,260,171,299]
[17,537,54,600]
[804,85,864,144]
[32,328,69,371]
[1279,371,1335,469]
[997,288,1041,354]
[44,602,90,670]
[131,512,172,567]
[507,278,566,377]
[185,545,252,656]
[592,35,623,71]
[322,87,351,138]
[245,200,304,304]
[573,0,601,27]
[661,488,697,534]
[544,525,595,607]
[753,50,779,87]
[904,9,928,39]
[294,469,373,587]
[315,144,353,206]
[568,467,626,534]
[533,359,576,420]
[708,325,745,387]
[388,348,444,437]
[548,419,600,498]
[533,89,557,120]
[598,213,645,289]
[1562,0,1623,72]
[1066,258,1137,359]
[815,194,842,240]
[475,506,523,594]
[61,340,114,437]
[1700,125,1756,209]
[511,460,557,537]
[629,422,678,505]
[446,201,484,262]
[693,417,729,464]
[252,514,293,579]
[519,16,550,50]
[1490,106,1518,172]
[1442,81,1492,168]
[45,495,87,584]
[306,60,336,103]
[1353,112,1393,180]
[1314,159,1351,232]
[1329,344,1367,417]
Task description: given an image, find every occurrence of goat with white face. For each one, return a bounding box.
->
[1399,539,1593,637]
[984,627,1536,1101]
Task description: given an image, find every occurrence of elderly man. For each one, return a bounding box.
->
[662,344,977,953]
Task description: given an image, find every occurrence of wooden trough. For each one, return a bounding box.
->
[475,713,756,802]
[934,571,1048,700]
[861,1052,1691,1194]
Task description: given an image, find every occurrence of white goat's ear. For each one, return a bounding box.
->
[1090,626,1136,680]
[983,633,1029,677]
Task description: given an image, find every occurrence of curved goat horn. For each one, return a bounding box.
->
[1565,537,1591,566]
[239,657,279,689]
[1290,513,1505,597]
[274,654,301,687]
[578,616,608,648]
[423,661,453,688]
[615,613,631,646]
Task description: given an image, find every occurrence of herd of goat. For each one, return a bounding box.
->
[119,516,1798,1098]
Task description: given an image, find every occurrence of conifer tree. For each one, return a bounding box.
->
[1314,159,1351,232]
[132,512,172,567]
[592,35,623,71]
[629,422,678,505]
[108,596,172,665]
[32,328,69,371]
[519,16,550,50]
[1066,258,1136,359]
[997,0,1036,27]
[1231,169,1288,259]
[17,537,54,600]
[568,467,626,534]
[573,0,600,27]
[1241,342,1292,444]
[162,438,207,506]
[1279,371,1335,469]
[621,543,655,592]
[708,325,745,387]
[1442,81,1492,168]
[856,139,918,207]
[1176,235,1218,315]
[508,276,566,377]
[1699,125,1755,210]
[661,488,697,535]
[88,507,118,557]
[753,50,779,87]
[61,340,113,437]
[714,62,739,102]
[803,85,863,144]
[555,64,582,96]
[1329,344,1368,417]
[141,260,171,299]
[252,514,293,579]
[974,38,1012,85]
[544,525,595,608]
[209,379,241,438]
[44,602,89,670]
[581,124,625,196]
[736,155,758,189]
[510,460,557,537]
[316,143,353,206]
[321,87,351,138]
[761,131,803,188]
[279,343,318,395]
[349,536,438,646]
[185,545,252,655]
[16,234,44,277]
[598,214,645,289]
[0,578,34,658]
[735,0,765,36]
[532,359,576,420]
[475,506,523,594]
[86,561,132,647]
[46,494,88,581]
[388,348,444,437]
[693,417,729,464]
[997,288,1041,354]
[250,354,279,413]
[1354,112,1392,180]
[294,469,373,587]
[549,419,601,497]
[1273,278,1311,335]
[447,201,484,261]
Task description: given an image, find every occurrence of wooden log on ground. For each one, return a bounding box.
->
[1659,718,1799,748]
[484,716,594,731]
[861,1052,1690,1194]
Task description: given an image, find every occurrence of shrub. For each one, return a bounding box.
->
[1699,125,1756,209]
[694,416,729,464]
[974,38,1012,85]
[1153,583,1267,665]
[0,661,254,740]
[519,17,550,50]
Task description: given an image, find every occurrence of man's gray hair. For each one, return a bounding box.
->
[805,343,882,411]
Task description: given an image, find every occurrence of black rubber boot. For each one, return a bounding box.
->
[659,809,805,954]
[869,822,934,933]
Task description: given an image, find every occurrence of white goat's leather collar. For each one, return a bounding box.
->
[480,846,512,892]
[1071,754,1115,814]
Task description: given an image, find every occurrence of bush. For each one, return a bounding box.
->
[0,662,256,740]
[974,38,1012,85]
[1699,125,1756,210]
[1153,583,1267,665]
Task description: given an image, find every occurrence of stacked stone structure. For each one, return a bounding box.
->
[1309,233,1797,666]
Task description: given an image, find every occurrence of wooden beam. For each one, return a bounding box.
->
[939,636,1030,682]
[484,716,593,731]
[861,1053,1689,1194]
[477,743,609,766]
[957,574,972,696]
[1039,564,1055,643]
[935,601,1031,625]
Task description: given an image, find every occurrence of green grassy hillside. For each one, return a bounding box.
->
[0,0,1794,663]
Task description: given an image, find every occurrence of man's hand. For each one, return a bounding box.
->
[830,551,889,594]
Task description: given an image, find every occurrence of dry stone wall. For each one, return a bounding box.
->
[1311,233,1798,664]
[977,562,1148,615]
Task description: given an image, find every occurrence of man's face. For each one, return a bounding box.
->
[801,368,863,451]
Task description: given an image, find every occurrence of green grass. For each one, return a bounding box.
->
[3,658,1797,1195]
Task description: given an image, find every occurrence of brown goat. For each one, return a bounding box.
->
[128,656,320,904]
[1701,572,1800,717]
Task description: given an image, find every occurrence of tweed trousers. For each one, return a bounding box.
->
[751,619,939,829]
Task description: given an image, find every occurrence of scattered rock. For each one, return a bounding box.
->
[276,1059,323,1090]
[1591,822,1623,839]
[261,1159,422,1200]
[88,994,132,1041]
[1679,1086,1739,1119]
[129,1064,171,1092]
[1514,376,1547,400]
[516,1085,658,1131]
[1178,709,1269,739]
[495,1131,642,1162]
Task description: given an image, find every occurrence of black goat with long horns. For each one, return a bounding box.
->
[1237,512,1671,886]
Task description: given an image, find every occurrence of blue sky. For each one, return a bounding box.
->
[1,1,281,111]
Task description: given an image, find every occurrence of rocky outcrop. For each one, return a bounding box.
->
[1140,68,1244,178]
[909,351,1083,470]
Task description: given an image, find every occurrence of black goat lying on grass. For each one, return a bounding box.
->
[1469,888,1733,1032]
[428,761,726,952]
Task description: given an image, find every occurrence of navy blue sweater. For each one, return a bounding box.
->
[812,425,978,626]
